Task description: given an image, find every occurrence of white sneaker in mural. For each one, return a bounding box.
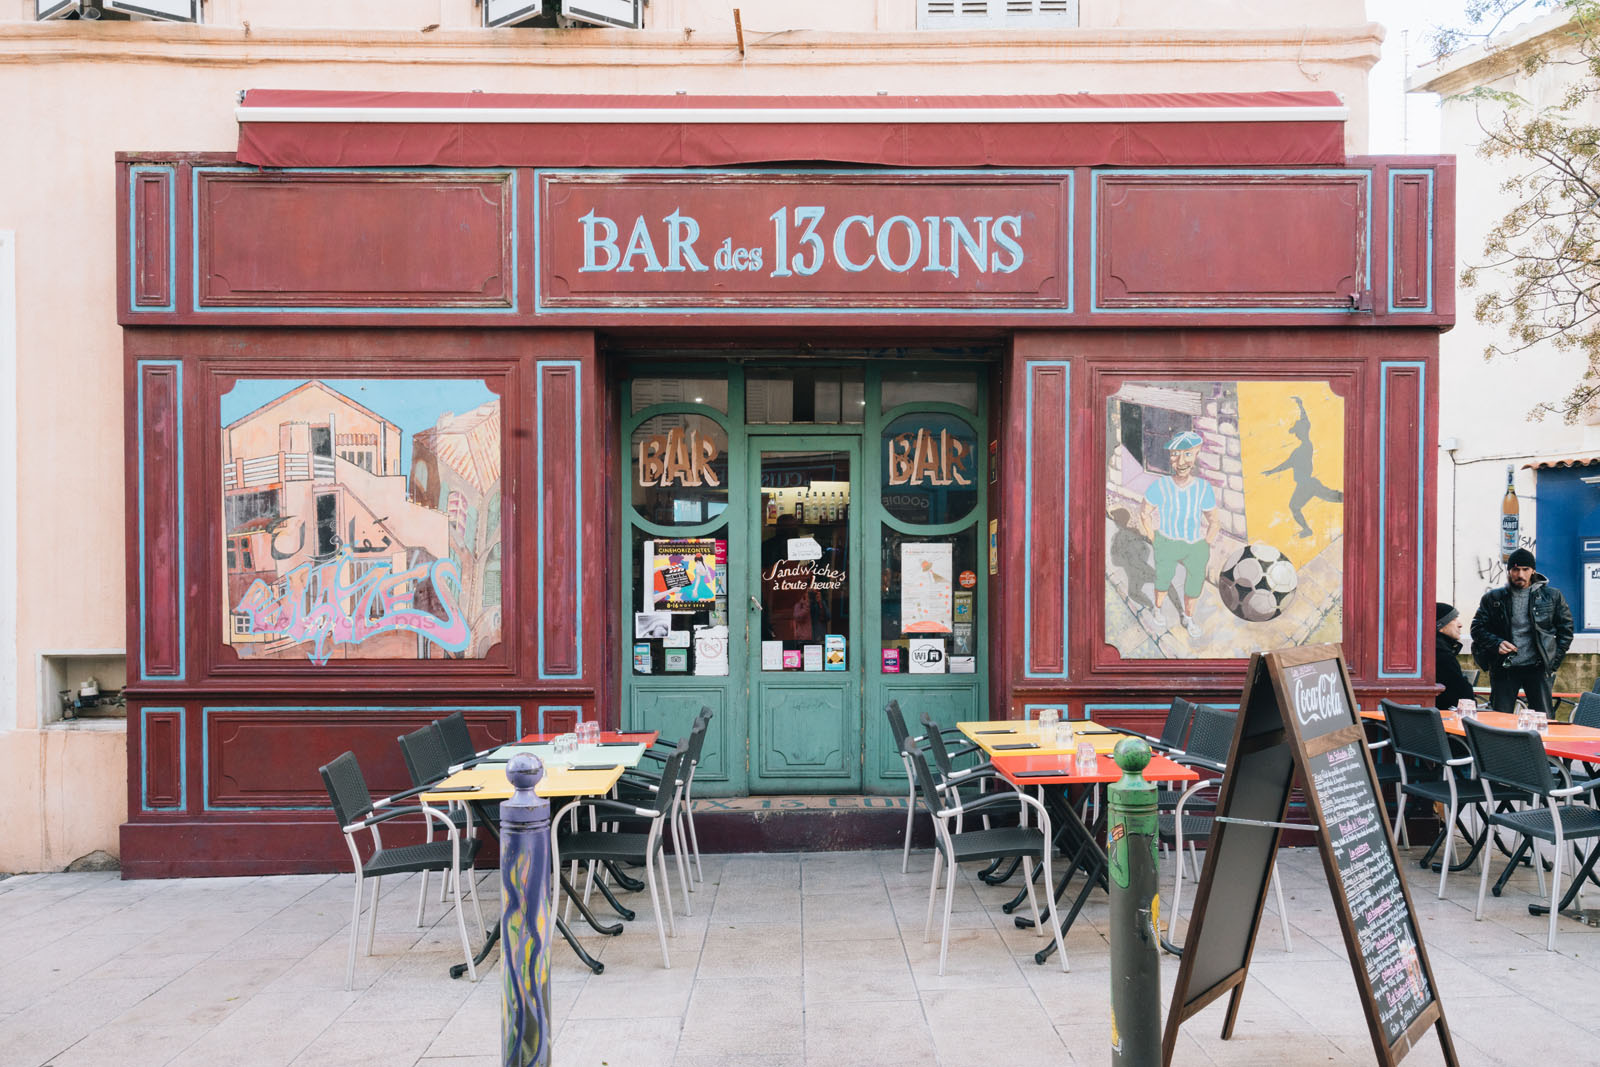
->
[1182,615,1202,640]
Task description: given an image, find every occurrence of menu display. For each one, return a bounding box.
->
[1162,645,1457,1067]
[1309,740,1432,1045]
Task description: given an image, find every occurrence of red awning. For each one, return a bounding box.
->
[234,90,1347,169]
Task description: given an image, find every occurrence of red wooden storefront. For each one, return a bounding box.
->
[118,92,1452,876]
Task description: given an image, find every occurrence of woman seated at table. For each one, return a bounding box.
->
[1435,602,1476,710]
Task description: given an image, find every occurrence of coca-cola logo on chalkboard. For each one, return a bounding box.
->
[1288,661,1347,733]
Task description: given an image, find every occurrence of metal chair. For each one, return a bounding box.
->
[1462,717,1600,950]
[1379,700,1480,898]
[397,723,481,915]
[553,746,689,968]
[435,710,495,771]
[907,747,1069,975]
[883,701,985,873]
[1161,704,1292,950]
[1572,691,1600,729]
[618,713,705,909]
[318,751,485,989]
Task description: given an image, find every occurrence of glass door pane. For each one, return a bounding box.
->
[747,438,860,793]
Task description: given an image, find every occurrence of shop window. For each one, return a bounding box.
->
[881,413,978,525]
[746,369,865,425]
[631,376,729,415]
[756,449,851,669]
[631,527,730,676]
[631,413,730,526]
[879,526,980,675]
[881,368,980,414]
[918,0,1077,29]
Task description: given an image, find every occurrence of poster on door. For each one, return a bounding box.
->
[645,539,726,612]
[902,542,954,634]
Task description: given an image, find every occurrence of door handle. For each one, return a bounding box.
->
[749,595,762,612]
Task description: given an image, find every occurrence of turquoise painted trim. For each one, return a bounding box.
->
[1387,169,1436,314]
[137,359,185,682]
[533,166,1074,316]
[1083,702,1239,716]
[538,705,584,732]
[538,361,584,680]
[200,705,523,812]
[1088,168,1374,314]
[128,165,177,314]
[1378,361,1427,680]
[189,166,520,314]
[139,707,186,813]
[1023,361,1071,679]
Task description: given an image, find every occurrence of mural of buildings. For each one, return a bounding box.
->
[410,401,504,659]
[221,380,501,663]
[1104,379,1345,659]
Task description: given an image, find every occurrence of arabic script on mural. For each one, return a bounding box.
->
[234,549,471,665]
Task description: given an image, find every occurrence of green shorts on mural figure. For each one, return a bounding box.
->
[1152,533,1210,599]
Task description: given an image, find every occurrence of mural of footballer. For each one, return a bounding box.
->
[1138,430,1220,639]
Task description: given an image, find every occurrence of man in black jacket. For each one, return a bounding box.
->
[1434,602,1477,710]
[1470,548,1574,714]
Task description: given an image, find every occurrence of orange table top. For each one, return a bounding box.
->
[1362,708,1600,763]
[992,751,1201,787]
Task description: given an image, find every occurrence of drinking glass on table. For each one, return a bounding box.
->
[1456,699,1476,719]
[1054,720,1075,749]
[1076,741,1098,776]
[1038,707,1059,734]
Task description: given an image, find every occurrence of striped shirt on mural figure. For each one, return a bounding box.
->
[1139,430,1221,640]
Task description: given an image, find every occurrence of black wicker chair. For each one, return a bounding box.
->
[318,751,485,989]
[1462,717,1600,951]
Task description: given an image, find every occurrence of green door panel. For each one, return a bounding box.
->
[628,684,734,792]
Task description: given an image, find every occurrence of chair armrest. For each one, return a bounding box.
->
[1444,756,1474,768]
[1366,738,1391,751]
[347,803,458,833]
[1173,754,1227,775]
[565,797,660,820]
[1551,776,1600,798]
[936,787,1022,820]
[946,762,997,782]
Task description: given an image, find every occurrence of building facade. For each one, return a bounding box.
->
[1416,12,1600,688]
[1,1,1454,876]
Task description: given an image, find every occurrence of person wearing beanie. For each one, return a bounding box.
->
[1433,602,1476,710]
[1137,429,1220,641]
[1470,548,1573,714]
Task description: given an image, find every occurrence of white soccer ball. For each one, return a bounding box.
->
[1218,543,1298,622]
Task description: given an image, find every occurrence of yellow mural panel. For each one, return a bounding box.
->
[1238,382,1344,559]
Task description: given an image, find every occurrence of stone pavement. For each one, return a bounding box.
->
[1,843,1595,1067]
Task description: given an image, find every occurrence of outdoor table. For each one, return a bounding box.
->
[422,760,629,976]
[517,729,660,745]
[990,748,1200,964]
[957,719,1133,757]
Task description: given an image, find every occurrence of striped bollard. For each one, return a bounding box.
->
[1108,737,1161,1066]
[501,753,552,1067]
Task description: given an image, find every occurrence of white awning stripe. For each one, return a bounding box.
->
[235,105,1348,125]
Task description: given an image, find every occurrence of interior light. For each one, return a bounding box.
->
[694,396,703,402]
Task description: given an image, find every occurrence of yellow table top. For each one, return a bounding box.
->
[956,720,1133,758]
[420,761,626,802]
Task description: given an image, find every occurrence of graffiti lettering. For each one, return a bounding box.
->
[234,548,471,665]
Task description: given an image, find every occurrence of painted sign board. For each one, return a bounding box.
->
[1162,645,1457,1067]
[538,171,1070,310]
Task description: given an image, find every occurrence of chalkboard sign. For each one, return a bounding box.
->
[1162,645,1458,1067]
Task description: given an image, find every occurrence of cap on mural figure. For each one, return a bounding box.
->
[1165,430,1204,451]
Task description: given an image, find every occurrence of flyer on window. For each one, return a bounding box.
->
[901,542,953,634]
[645,538,725,612]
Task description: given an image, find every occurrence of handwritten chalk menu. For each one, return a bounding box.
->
[1163,645,1458,1067]
[1309,740,1432,1045]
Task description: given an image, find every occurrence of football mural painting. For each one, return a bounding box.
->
[220,379,504,663]
[1104,380,1344,659]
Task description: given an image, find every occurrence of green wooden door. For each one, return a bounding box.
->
[746,435,863,793]
[620,362,989,798]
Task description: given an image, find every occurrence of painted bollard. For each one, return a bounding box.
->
[500,753,552,1067]
[1108,737,1161,1066]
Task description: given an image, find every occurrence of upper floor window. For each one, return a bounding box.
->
[37,0,197,20]
[487,0,642,28]
[918,0,1078,29]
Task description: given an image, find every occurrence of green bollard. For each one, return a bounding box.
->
[1108,737,1161,1066]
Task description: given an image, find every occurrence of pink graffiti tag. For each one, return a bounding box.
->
[234,549,471,665]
